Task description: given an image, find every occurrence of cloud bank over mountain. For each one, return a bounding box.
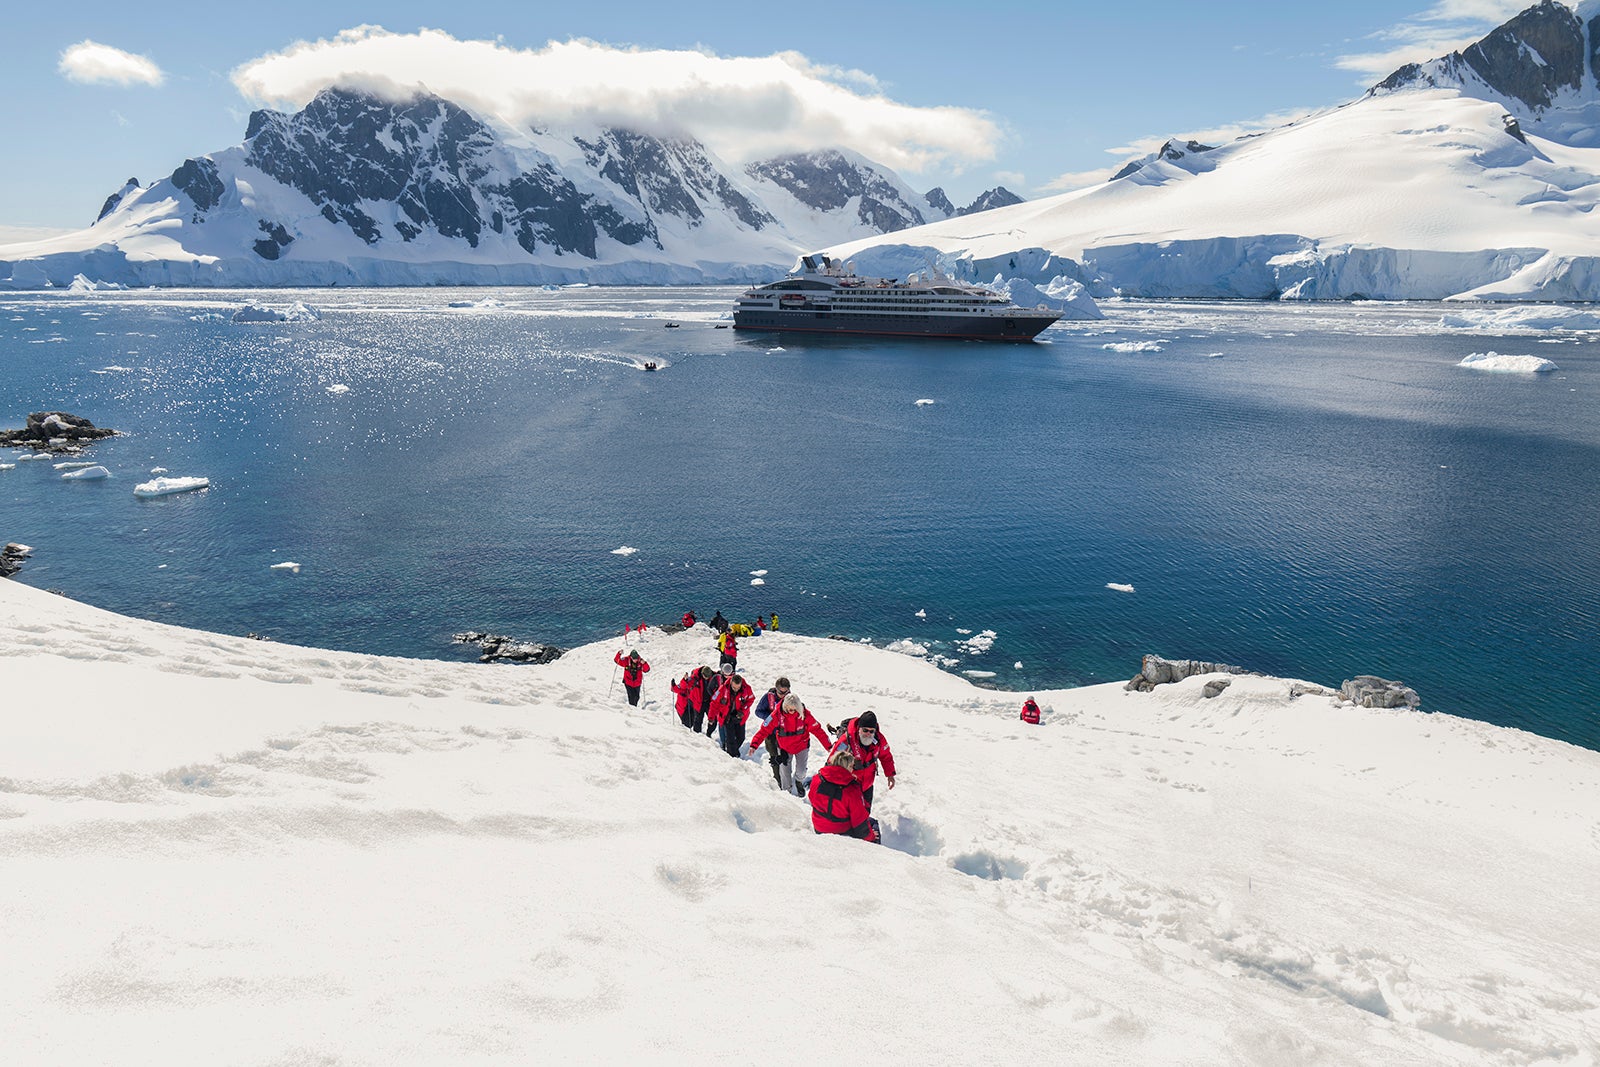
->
[230,27,1000,177]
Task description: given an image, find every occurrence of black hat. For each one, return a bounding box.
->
[857,710,878,731]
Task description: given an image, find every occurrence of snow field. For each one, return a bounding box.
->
[1,579,1597,1064]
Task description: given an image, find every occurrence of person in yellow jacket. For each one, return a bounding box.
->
[717,629,739,671]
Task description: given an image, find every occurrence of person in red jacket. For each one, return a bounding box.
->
[710,672,754,757]
[671,670,707,729]
[809,749,876,841]
[613,649,650,706]
[829,710,895,811]
[717,630,739,670]
[1021,697,1041,724]
[747,692,833,796]
[681,610,697,628]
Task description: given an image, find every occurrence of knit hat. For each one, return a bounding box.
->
[857,710,878,731]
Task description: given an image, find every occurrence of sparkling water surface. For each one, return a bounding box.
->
[3,287,1597,751]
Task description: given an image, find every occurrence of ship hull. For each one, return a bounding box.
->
[732,309,1058,342]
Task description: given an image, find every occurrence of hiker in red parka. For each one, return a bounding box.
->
[748,692,833,796]
[717,630,738,670]
[809,749,876,841]
[829,709,895,811]
[1021,697,1041,725]
[671,671,705,729]
[614,649,650,706]
[710,673,754,758]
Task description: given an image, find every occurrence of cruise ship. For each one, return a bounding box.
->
[733,255,1062,341]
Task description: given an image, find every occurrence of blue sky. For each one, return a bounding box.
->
[0,0,1539,235]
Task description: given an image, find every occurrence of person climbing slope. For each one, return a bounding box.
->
[808,749,877,842]
[613,649,650,707]
[710,672,754,758]
[748,692,832,796]
[1021,697,1041,724]
[829,710,895,811]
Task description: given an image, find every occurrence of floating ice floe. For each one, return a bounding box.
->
[270,561,302,573]
[1456,352,1559,374]
[750,569,767,577]
[0,464,14,471]
[66,274,125,292]
[1102,341,1166,353]
[885,639,929,657]
[963,670,997,679]
[17,454,52,462]
[61,466,110,480]
[750,578,765,586]
[767,347,785,353]
[915,609,927,619]
[1440,305,1600,332]
[54,461,96,470]
[326,384,351,395]
[1014,661,1024,669]
[150,467,168,475]
[956,630,997,654]
[231,302,321,324]
[91,365,133,374]
[1106,583,1136,593]
[915,399,935,407]
[447,298,504,309]
[611,546,639,556]
[133,476,210,498]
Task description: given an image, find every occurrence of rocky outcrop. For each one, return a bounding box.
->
[96,178,140,223]
[1,543,31,579]
[1338,676,1422,710]
[0,412,117,451]
[1124,654,1251,692]
[960,186,1025,215]
[453,631,565,664]
[746,149,930,232]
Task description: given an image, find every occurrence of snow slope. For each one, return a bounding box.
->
[3,579,1597,1064]
[828,2,1600,302]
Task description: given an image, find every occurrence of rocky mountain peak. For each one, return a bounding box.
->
[745,149,928,232]
[1373,0,1591,112]
[95,178,141,224]
[960,187,1025,214]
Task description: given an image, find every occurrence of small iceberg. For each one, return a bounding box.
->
[270,561,302,573]
[750,569,768,577]
[150,467,168,474]
[963,670,998,679]
[915,609,927,619]
[231,302,320,324]
[134,476,210,498]
[326,384,351,395]
[886,639,929,657]
[61,466,110,480]
[1106,582,1136,593]
[54,461,98,470]
[17,454,52,462]
[1456,352,1559,374]
[1102,341,1166,353]
[611,546,639,556]
[914,399,935,407]
[750,578,765,586]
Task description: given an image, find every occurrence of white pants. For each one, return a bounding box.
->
[778,748,810,795]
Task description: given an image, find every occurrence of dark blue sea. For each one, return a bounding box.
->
[4,287,1597,751]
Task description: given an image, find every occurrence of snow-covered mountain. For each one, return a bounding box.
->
[829,0,1600,302]
[0,87,1022,289]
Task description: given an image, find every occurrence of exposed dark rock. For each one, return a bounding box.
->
[923,186,957,217]
[959,186,1025,215]
[453,630,565,664]
[0,412,118,450]
[1338,675,1421,710]
[1,542,31,579]
[253,220,294,261]
[1113,141,1218,181]
[1124,653,1252,692]
[171,157,225,215]
[1201,678,1232,699]
[1373,0,1585,112]
[97,178,140,223]
[747,150,926,230]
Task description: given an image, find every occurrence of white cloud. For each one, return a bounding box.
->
[229,26,999,173]
[58,40,165,87]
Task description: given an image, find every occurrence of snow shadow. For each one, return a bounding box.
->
[878,813,945,857]
[948,851,1028,881]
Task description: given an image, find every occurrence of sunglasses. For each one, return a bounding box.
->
[858,728,877,740]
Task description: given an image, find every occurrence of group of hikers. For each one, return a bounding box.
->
[613,616,895,843]
[612,615,1046,844]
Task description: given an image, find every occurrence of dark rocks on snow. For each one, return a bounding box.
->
[0,412,117,451]
[454,631,565,664]
[1338,675,1422,710]
[1,542,32,579]
[1124,653,1252,692]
